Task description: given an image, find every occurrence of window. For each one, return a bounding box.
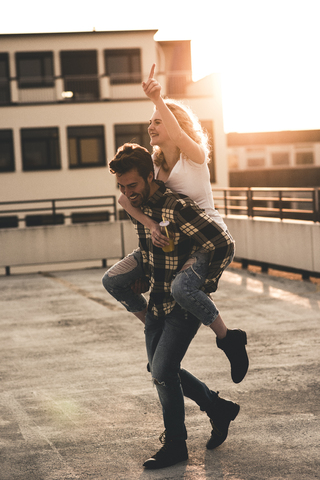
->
[21,128,60,171]
[68,126,106,168]
[296,151,314,165]
[0,216,18,229]
[0,53,10,104]
[115,124,151,152]
[60,50,99,100]
[228,154,239,169]
[246,148,266,168]
[71,211,110,224]
[16,52,54,88]
[248,158,265,168]
[0,129,15,172]
[272,152,289,166]
[104,49,141,84]
[25,214,64,227]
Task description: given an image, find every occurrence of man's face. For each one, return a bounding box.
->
[116,169,152,208]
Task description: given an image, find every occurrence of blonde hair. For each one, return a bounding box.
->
[153,98,210,168]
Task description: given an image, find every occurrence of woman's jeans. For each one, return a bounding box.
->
[102,247,234,326]
[145,305,218,441]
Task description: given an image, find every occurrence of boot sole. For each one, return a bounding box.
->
[230,402,240,420]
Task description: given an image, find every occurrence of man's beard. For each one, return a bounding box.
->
[129,182,150,207]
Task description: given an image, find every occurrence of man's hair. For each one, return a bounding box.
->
[109,143,154,182]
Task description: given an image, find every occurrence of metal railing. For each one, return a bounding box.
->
[212,187,320,223]
[1,188,319,230]
[0,195,117,228]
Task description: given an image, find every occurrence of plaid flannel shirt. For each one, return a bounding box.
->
[131,181,235,318]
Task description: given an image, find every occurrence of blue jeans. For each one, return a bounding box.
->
[102,247,234,326]
[171,248,234,326]
[102,249,148,313]
[145,304,219,440]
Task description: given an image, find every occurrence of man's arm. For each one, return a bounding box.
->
[119,193,169,247]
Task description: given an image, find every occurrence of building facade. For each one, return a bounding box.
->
[0,30,227,229]
[227,130,320,187]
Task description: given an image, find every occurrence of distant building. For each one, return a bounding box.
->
[0,30,227,229]
[227,130,320,187]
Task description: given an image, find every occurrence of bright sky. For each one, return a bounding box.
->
[1,0,320,133]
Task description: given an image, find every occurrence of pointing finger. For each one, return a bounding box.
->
[149,63,156,79]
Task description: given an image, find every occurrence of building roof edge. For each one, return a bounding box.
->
[0,29,159,38]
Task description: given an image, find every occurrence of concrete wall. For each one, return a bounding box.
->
[0,221,137,272]
[226,216,320,273]
[1,217,319,275]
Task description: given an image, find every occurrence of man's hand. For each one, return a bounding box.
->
[150,222,170,248]
[142,63,161,102]
[131,278,150,294]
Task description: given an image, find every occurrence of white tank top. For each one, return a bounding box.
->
[154,154,227,231]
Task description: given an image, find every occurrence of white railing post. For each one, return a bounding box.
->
[101,76,111,99]
[55,78,65,101]
[10,79,19,103]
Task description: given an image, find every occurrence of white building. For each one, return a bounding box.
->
[0,30,228,229]
[227,130,320,187]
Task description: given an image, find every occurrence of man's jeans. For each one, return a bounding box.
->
[145,304,219,440]
[102,249,147,313]
[102,260,219,441]
[102,248,234,326]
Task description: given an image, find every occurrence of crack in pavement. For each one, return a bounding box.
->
[40,272,123,311]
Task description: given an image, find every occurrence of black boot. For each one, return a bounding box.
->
[216,329,249,383]
[206,393,240,450]
[143,431,188,469]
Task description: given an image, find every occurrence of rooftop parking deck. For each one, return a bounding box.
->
[0,265,319,479]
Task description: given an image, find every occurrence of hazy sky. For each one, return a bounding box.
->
[1,0,320,132]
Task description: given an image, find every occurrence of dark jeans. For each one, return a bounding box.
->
[145,304,218,441]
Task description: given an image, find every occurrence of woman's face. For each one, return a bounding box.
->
[148,110,171,147]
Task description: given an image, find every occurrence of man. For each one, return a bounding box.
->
[102,143,244,469]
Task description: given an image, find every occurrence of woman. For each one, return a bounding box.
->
[117,64,248,383]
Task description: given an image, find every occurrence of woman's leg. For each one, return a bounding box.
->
[171,250,249,383]
[171,251,226,333]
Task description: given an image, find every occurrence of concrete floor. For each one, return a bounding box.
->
[0,265,319,480]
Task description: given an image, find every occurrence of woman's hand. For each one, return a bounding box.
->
[150,222,170,248]
[142,64,161,103]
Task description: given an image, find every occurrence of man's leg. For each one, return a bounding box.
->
[179,368,240,449]
[143,306,200,469]
[143,306,240,468]
[102,249,148,323]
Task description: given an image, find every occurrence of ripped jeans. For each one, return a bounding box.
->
[102,246,234,326]
[102,249,148,314]
[145,304,219,440]
[102,253,221,440]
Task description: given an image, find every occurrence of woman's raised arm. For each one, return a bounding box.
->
[142,64,205,164]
